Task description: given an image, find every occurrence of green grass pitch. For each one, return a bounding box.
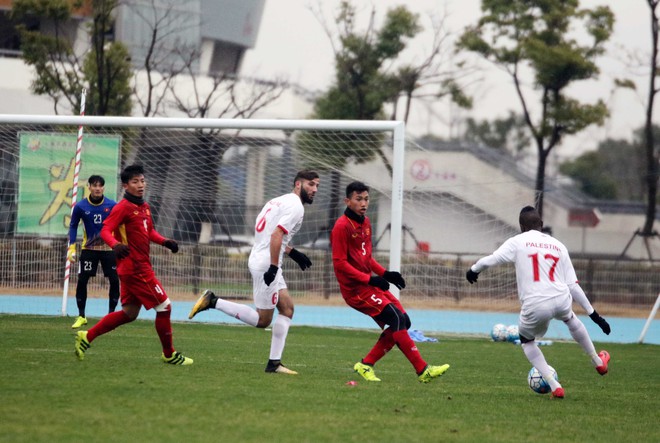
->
[1,314,658,442]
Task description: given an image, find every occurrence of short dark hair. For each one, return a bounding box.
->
[346,181,369,198]
[293,170,319,186]
[87,175,105,186]
[519,205,543,231]
[121,164,145,184]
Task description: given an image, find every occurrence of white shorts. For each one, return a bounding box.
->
[249,265,288,310]
[518,295,573,340]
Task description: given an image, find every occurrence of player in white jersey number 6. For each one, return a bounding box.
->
[466,206,611,399]
[189,170,320,374]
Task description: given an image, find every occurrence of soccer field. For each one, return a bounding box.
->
[1,315,658,443]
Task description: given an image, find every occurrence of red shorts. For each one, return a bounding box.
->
[342,285,405,319]
[119,273,168,310]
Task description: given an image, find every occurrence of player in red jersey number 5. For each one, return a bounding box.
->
[331,181,449,383]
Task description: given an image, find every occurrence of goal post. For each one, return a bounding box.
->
[638,293,660,344]
[61,89,88,315]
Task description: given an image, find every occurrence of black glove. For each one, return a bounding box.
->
[589,310,611,335]
[113,243,130,259]
[383,271,406,289]
[368,276,390,291]
[263,264,279,286]
[466,269,479,284]
[163,239,179,253]
[288,248,312,270]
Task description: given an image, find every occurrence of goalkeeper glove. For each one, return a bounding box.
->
[589,310,611,335]
[263,264,279,286]
[368,276,390,291]
[288,248,312,270]
[113,243,130,259]
[383,271,406,289]
[67,244,77,263]
[466,269,479,284]
[163,239,179,253]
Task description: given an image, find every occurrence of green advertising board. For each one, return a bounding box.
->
[17,132,121,236]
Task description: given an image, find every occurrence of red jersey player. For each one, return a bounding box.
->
[331,181,449,383]
[74,164,192,365]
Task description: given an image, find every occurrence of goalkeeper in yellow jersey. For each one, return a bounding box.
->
[67,175,119,329]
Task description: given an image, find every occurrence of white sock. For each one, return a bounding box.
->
[269,315,292,361]
[522,341,562,391]
[565,315,602,366]
[214,298,259,327]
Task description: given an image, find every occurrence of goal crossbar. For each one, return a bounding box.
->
[0,115,403,132]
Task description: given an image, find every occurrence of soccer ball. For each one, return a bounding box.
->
[490,323,508,342]
[506,324,520,342]
[528,366,558,394]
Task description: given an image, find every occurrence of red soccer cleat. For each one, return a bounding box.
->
[552,387,565,399]
[596,350,610,375]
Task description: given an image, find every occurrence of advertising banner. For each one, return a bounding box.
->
[17,132,121,235]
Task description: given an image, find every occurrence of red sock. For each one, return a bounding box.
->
[392,330,427,374]
[87,310,132,342]
[363,329,396,366]
[155,309,174,357]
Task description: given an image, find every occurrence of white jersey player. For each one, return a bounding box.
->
[189,170,320,375]
[248,192,305,271]
[466,206,611,399]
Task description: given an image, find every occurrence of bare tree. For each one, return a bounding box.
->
[153,50,286,240]
[126,0,285,120]
[112,0,286,241]
[169,57,285,121]
[388,11,473,125]
[123,0,196,117]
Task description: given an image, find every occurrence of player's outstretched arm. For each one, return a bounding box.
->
[163,239,179,253]
[466,268,480,284]
[466,250,507,284]
[383,271,406,289]
[100,203,122,248]
[568,282,610,334]
[263,265,278,286]
[589,310,611,335]
[66,244,77,263]
[113,243,130,259]
[68,205,81,246]
[568,282,594,313]
[288,248,311,270]
[368,276,390,291]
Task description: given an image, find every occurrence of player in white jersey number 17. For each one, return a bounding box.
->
[466,206,611,399]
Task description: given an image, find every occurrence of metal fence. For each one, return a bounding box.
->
[1,238,657,316]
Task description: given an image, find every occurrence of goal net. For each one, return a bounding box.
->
[0,115,656,322]
[0,116,415,312]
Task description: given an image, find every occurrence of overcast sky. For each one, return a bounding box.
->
[242,0,656,159]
